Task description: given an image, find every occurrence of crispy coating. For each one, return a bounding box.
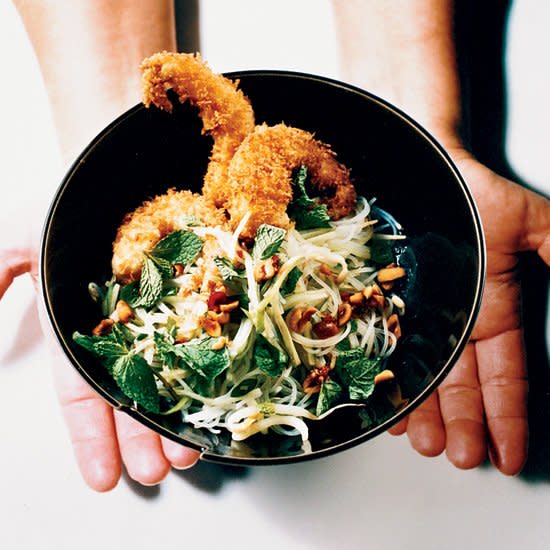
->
[113,54,357,282]
[112,189,227,283]
[226,123,356,238]
[141,51,255,208]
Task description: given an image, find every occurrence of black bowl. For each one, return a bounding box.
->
[40,70,485,465]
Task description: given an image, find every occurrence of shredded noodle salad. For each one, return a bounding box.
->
[74,177,407,443]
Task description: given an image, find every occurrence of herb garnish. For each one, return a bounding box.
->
[252,224,286,260]
[288,165,331,230]
[253,334,288,377]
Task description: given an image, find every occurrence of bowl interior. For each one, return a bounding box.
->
[41,71,484,465]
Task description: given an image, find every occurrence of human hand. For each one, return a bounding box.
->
[1,245,199,491]
[388,148,550,475]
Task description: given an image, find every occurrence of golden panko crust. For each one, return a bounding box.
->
[225,123,356,238]
[141,51,255,209]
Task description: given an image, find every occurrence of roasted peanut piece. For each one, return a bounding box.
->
[364,284,385,309]
[202,317,222,337]
[303,365,331,394]
[219,300,240,313]
[173,263,185,277]
[312,316,340,338]
[253,256,279,282]
[377,266,406,283]
[286,306,317,334]
[207,310,230,324]
[387,313,402,339]
[374,369,395,384]
[211,336,228,350]
[337,303,353,326]
[115,299,134,324]
[319,264,333,278]
[349,291,365,306]
[92,318,114,336]
[208,290,228,312]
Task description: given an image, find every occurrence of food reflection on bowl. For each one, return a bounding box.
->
[40,69,485,465]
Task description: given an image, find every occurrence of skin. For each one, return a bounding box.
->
[333,0,550,474]
[2,0,548,490]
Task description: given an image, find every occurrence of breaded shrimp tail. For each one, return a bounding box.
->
[226,123,356,238]
[112,189,227,283]
[140,52,255,208]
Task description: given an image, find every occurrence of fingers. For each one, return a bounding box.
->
[405,391,445,457]
[161,437,200,469]
[52,354,122,492]
[113,411,171,485]
[477,328,528,475]
[438,343,486,469]
[0,248,33,299]
[387,417,408,435]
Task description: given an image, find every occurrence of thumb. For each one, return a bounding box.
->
[0,248,34,300]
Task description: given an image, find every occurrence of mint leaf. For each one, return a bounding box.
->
[139,256,163,308]
[72,331,128,373]
[280,266,302,296]
[288,165,331,230]
[119,281,141,307]
[112,354,159,413]
[335,349,383,401]
[214,256,245,282]
[252,224,286,260]
[316,379,343,416]
[175,338,230,380]
[147,253,174,278]
[151,230,203,265]
[154,332,177,369]
[253,334,288,377]
[370,240,394,265]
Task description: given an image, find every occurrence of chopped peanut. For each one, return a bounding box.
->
[364,284,385,309]
[207,310,230,324]
[173,263,185,277]
[337,303,353,326]
[92,318,114,336]
[253,256,279,282]
[387,313,402,339]
[286,306,317,333]
[303,364,331,394]
[374,369,395,384]
[115,299,134,324]
[312,315,340,338]
[377,266,406,283]
[201,317,222,337]
[319,264,333,278]
[211,336,228,350]
[349,292,364,306]
[219,300,240,313]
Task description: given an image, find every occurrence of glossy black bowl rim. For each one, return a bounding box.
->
[40,69,486,465]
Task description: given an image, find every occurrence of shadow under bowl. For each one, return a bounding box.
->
[40,70,485,465]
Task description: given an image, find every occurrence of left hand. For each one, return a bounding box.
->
[1,243,200,491]
[388,148,550,475]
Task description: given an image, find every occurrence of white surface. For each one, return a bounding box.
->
[1,2,549,550]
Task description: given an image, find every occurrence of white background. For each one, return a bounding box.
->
[0,1,549,549]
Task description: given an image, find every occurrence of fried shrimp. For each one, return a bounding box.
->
[112,189,227,283]
[140,51,255,208]
[225,123,356,238]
